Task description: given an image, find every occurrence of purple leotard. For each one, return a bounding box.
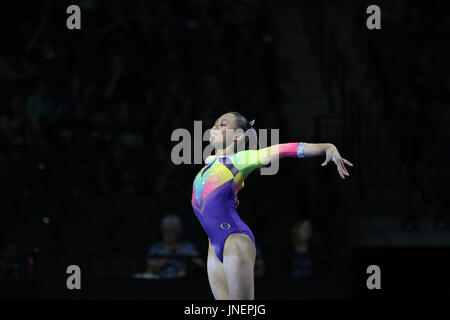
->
[191,142,306,262]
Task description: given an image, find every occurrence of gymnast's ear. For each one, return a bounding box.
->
[233,129,245,142]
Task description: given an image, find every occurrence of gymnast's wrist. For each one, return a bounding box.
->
[325,144,337,156]
[296,142,306,158]
[327,143,337,151]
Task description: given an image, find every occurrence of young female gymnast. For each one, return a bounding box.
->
[191,112,353,300]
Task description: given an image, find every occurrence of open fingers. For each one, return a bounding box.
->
[338,164,346,179]
[334,159,345,179]
[338,166,345,179]
[334,157,349,179]
[342,158,353,167]
[339,159,349,176]
[328,156,352,179]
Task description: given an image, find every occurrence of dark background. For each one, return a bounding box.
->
[0,0,449,299]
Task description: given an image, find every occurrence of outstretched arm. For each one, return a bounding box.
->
[232,142,353,179]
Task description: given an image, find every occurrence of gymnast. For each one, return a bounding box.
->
[191,111,353,299]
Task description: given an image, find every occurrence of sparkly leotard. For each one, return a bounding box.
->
[191,142,306,262]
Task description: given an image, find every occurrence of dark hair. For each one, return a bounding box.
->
[229,111,257,151]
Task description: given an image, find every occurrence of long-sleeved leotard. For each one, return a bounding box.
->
[191,142,306,262]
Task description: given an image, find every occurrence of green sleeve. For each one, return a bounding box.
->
[230,148,271,178]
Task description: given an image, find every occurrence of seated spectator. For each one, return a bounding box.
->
[146,214,204,279]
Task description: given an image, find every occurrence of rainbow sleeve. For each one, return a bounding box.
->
[231,142,306,178]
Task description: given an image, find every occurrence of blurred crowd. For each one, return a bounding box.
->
[144,215,330,280]
[0,0,278,202]
[3,0,444,283]
[0,0,330,280]
[0,212,330,280]
[365,1,450,223]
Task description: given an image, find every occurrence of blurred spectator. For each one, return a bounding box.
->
[290,218,319,279]
[26,81,59,122]
[254,246,265,278]
[25,81,61,146]
[0,54,35,80]
[146,214,204,279]
[0,242,22,280]
[0,95,29,147]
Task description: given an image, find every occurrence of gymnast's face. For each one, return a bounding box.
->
[209,113,238,148]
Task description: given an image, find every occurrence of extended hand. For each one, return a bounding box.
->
[321,146,353,179]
